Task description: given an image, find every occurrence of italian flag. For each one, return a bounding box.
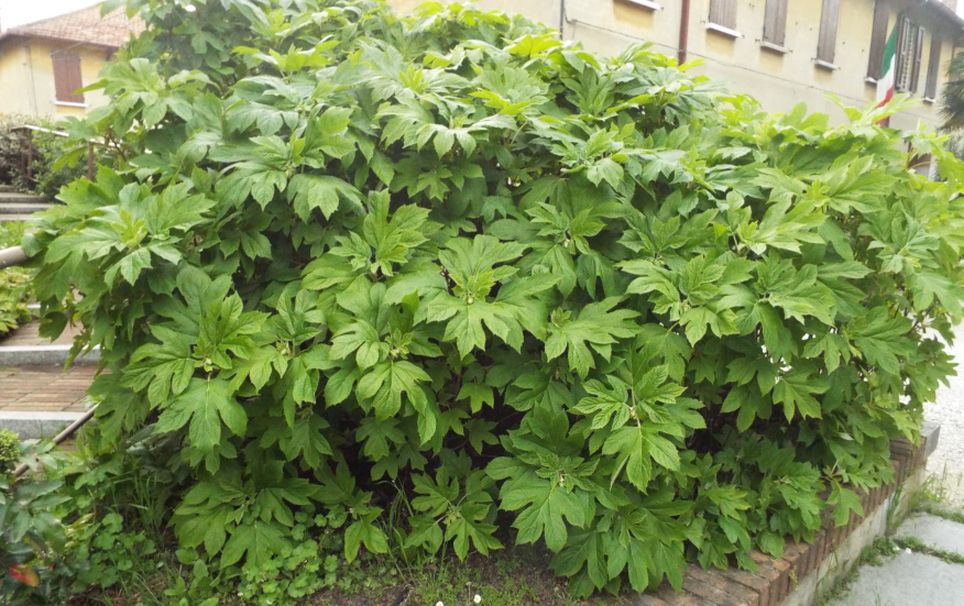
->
[876,24,899,108]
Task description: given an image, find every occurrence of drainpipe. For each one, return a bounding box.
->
[24,43,39,116]
[678,0,691,64]
[559,0,565,40]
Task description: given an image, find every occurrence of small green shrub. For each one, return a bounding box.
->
[0,222,33,336]
[24,0,964,600]
[0,114,29,190]
[0,430,19,471]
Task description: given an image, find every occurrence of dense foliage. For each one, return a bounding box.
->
[0,222,33,336]
[0,114,90,198]
[21,0,964,599]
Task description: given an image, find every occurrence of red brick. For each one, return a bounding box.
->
[717,567,772,606]
[684,565,760,606]
[651,585,709,606]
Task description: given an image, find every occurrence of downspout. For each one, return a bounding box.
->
[678,0,691,64]
[24,42,39,115]
[559,0,566,40]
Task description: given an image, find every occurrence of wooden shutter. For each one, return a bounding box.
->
[708,0,737,30]
[925,34,942,99]
[51,52,84,103]
[867,0,889,79]
[816,0,841,63]
[762,0,788,46]
[895,17,910,90]
[909,24,924,93]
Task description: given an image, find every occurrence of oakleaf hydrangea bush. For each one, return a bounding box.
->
[25,0,964,597]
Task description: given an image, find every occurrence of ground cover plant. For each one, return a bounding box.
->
[15,0,964,601]
[0,222,33,336]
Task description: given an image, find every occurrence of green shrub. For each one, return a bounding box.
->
[28,126,94,201]
[0,430,19,471]
[0,114,29,189]
[25,0,964,599]
[0,222,32,336]
[0,114,91,198]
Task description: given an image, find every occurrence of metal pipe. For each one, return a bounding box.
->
[10,124,70,138]
[87,142,95,180]
[13,409,96,479]
[678,0,691,65]
[559,0,565,39]
[0,246,27,269]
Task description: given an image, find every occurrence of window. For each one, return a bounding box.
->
[51,52,84,104]
[895,16,924,93]
[816,0,841,66]
[762,0,788,47]
[925,34,942,100]
[708,0,737,30]
[867,0,889,79]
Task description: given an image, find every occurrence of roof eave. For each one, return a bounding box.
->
[921,0,964,31]
[0,31,121,51]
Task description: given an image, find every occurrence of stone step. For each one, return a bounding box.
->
[0,192,47,205]
[0,410,88,439]
[0,344,100,365]
[0,322,97,365]
[0,214,40,222]
[0,184,15,193]
[0,202,51,214]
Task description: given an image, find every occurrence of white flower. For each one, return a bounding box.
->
[474,595,482,604]
[435,601,444,606]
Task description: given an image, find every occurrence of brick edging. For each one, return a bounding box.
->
[636,432,934,606]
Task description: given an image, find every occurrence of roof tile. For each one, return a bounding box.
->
[3,3,143,49]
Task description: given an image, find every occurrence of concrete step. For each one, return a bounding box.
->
[0,192,47,205]
[0,344,100,365]
[0,203,50,215]
[0,410,88,439]
[0,214,40,222]
[0,322,97,365]
[0,184,15,193]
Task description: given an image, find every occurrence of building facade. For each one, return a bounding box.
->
[0,5,141,118]
[392,0,963,131]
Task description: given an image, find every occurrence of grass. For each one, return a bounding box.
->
[892,536,964,566]
[68,543,592,606]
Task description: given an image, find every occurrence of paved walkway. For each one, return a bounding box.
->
[2,320,82,346]
[828,513,964,606]
[0,365,96,412]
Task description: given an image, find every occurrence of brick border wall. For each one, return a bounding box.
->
[635,435,933,606]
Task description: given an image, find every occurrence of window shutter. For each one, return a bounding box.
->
[762,0,788,46]
[708,0,737,30]
[909,24,924,93]
[925,34,942,99]
[816,0,841,63]
[51,52,84,103]
[867,0,889,79]
[895,16,907,89]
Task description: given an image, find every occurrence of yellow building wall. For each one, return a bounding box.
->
[389,0,958,130]
[0,38,111,119]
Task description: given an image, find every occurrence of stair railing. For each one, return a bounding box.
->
[11,124,98,184]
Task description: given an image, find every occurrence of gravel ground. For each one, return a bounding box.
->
[924,327,964,505]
